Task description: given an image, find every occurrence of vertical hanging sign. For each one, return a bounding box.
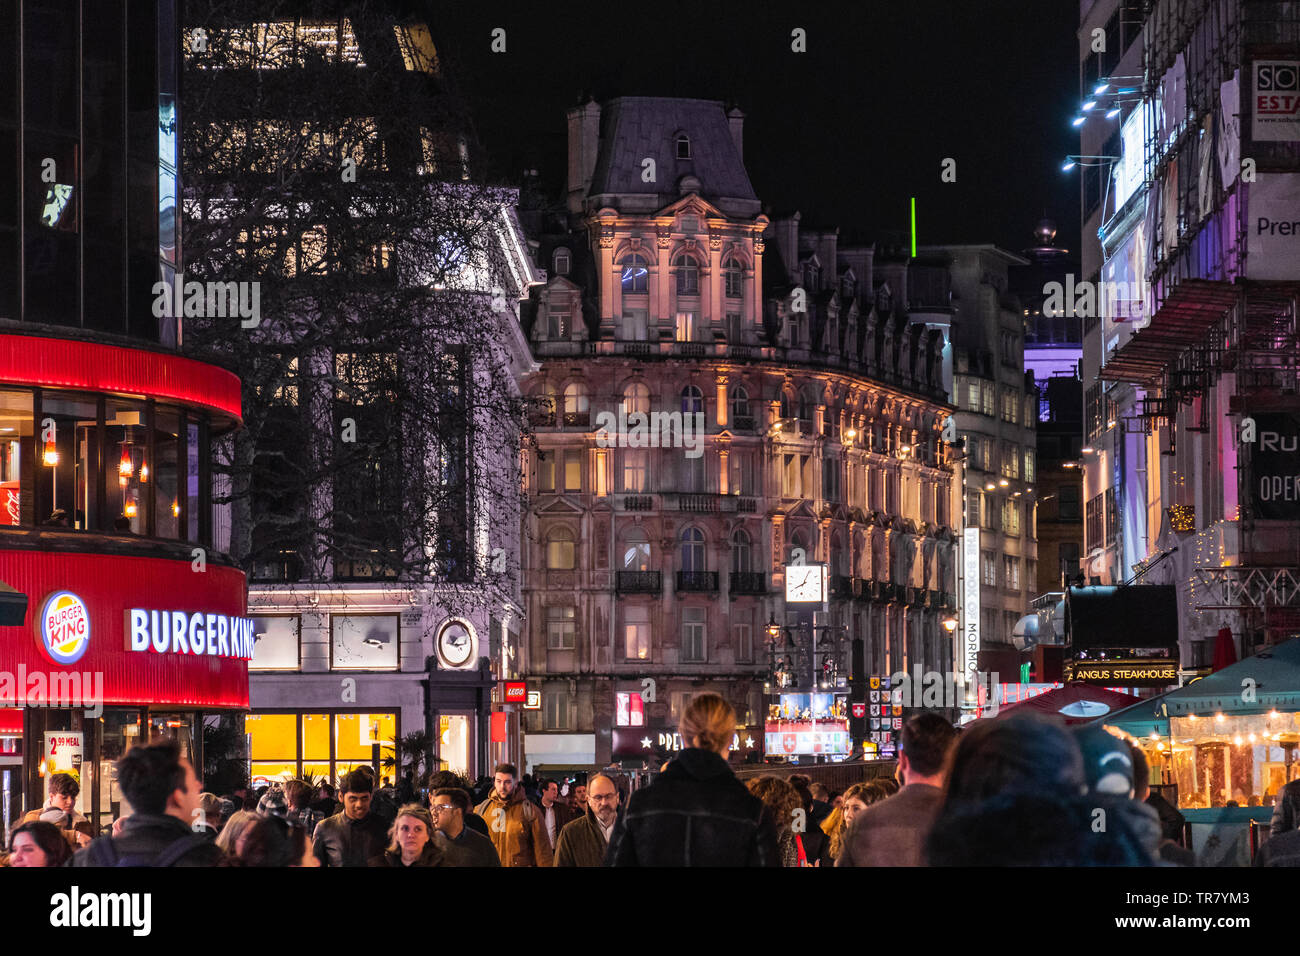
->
[961,528,981,698]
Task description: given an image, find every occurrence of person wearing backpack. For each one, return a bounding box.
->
[73,740,223,867]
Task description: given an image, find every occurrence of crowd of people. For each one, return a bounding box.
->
[5,692,1300,867]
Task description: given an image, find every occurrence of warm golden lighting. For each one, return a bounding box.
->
[42,445,59,466]
[172,500,181,518]
[1215,712,1225,723]
[119,447,134,478]
[139,461,149,483]
[124,503,138,518]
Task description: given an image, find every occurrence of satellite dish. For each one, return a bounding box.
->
[1012,614,1040,650]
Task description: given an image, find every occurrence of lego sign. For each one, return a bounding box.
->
[503,681,526,703]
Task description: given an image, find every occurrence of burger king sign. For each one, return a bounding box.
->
[38,591,90,665]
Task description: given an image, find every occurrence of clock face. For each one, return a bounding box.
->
[438,623,473,667]
[785,564,825,603]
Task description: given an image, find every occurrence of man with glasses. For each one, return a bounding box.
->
[554,774,621,867]
[430,787,500,867]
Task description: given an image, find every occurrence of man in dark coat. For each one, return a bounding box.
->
[837,713,955,867]
[554,773,621,866]
[536,777,577,854]
[431,787,501,867]
[311,770,389,867]
[73,741,222,867]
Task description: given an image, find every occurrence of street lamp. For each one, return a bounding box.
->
[942,615,958,633]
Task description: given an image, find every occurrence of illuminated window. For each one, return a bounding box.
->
[621,449,648,493]
[250,616,301,670]
[620,254,648,293]
[547,527,576,569]
[615,690,646,726]
[622,383,650,416]
[623,606,651,661]
[622,529,651,570]
[330,615,399,670]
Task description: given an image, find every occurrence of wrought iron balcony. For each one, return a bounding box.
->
[616,570,662,594]
[729,571,767,595]
[622,495,654,512]
[676,571,719,592]
[562,411,590,428]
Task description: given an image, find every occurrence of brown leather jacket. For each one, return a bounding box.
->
[475,788,553,867]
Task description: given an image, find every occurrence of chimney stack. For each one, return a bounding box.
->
[727,106,745,162]
[567,98,602,215]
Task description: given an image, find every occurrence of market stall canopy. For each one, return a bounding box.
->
[1103,691,1173,739]
[1158,637,1300,716]
[996,682,1140,725]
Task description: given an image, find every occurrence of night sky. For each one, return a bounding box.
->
[429,0,1083,256]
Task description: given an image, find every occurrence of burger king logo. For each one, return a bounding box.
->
[38,591,90,665]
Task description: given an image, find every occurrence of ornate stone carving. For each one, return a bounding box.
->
[599,229,615,249]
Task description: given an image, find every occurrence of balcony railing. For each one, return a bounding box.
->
[616,570,662,594]
[623,495,654,511]
[729,571,767,595]
[562,411,590,428]
[677,493,719,513]
[732,415,757,432]
[676,571,719,592]
[736,497,757,513]
[675,342,707,358]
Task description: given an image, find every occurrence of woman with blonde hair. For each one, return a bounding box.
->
[608,693,779,866]
[215,809,257,856]
[369,804,445,867]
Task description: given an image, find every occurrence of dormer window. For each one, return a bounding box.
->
[552,247,571,276]
[676,135,691,159]
[841,275,855,299]
[803,262,820,292]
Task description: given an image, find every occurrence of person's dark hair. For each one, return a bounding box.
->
[433,787,470,815]
[787,775,814,811]
[943,713,1085,807]
[48,772,80,799]
[12,821,74,866]
[341,769,374,795]
[115,741,188,815]
[73,820,94,840]
[283,779,310,810]
[234,815,304,867]
[899,712,958,777]
[1129,742,1151,799]
[537,777,558,795]
[493,762,517,778]
[241,792,259,811]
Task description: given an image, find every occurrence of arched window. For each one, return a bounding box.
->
[724,258,744,298]
[674,254,699,295]
[788,530,806,565]
[780,391,793,420]
[552,247,571,276]
[729,385,749,422]
[731,528,752,573]
[841,275,855,300]
[676,134,691,159]
[547,527,576,570]
[563,383,589,426]
[680,527,706,573]
[680,385,704,415]
[622,382,650,416]
[802,261,820,291]
[621,254,648,293]
[798,386,817,431]
[623,528,651,571]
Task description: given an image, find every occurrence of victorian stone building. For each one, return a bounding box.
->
[518,97,959,769]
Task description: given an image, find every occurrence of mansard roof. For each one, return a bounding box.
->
[588,97,757,206]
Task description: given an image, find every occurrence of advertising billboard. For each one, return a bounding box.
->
[1253,60,1300,141]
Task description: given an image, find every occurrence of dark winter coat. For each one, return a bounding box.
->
[72,813,224,867]
[312,810,389,867]
[440,825,502,867]
[1270,779,1300,835]
[554,807,619,867]
[607,747,779,867]
[367,840,445,867]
